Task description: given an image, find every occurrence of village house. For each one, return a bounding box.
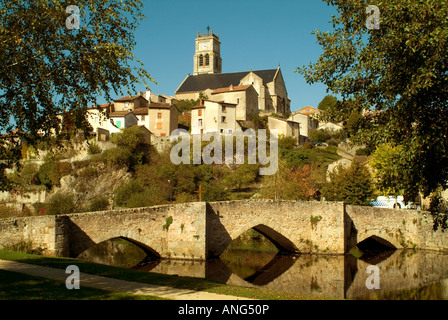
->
[191,99,239,135]
[210,84,258,121]
[267,116,300,145]
[288,110,319,144]
[146,102,179,137]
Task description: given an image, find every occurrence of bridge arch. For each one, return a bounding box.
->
[70,229,162,259]
[225,223,299,254]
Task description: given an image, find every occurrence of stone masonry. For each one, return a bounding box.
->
[0,200,447,260]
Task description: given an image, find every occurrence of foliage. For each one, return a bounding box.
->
[8,162,39,190]
[322,161,374,206]
[309,129,331,143]
[46,192,77,215]
[297,0,448,198]
[278,136,297,149]
[38,158,61,189]
[355,147,370,156]
[369,143,404,195]
[89,196,109,212]
[0,0,154,191]
[105,126,148,169]
[173,99,199,113]
[223,164,258,191]
[87,141,102,155]
[3,240,44,255]
[318,95,337,111]
[262,161,316,201]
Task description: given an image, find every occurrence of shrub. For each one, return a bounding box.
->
[3,240,45,255]
[278,136,297,149]
[309,129,331,143]
[103,147,132,167]
[87,141,102,155]
[327,139,339,147]
[113,180,144,207]
[78,166,98,179]
[58,162,73,177]
[47,192,76,215]
[89,196,109,212]
[38,159,61,189]
[322,162,374,206]
[355,147,370,156]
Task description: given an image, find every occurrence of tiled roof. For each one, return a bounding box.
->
[176,69,278,94]
[114,95,146,102]
[211,84,252,94]
[132,107,149,115]
[109,111,131,117]
[148,102,172,109]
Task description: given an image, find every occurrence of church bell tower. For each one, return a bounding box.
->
[193,30,222,75]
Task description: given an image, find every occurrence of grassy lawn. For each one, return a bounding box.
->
[0,250,340,300]
[0,269,165,300]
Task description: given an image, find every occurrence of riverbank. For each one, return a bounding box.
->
[0,250,339,300]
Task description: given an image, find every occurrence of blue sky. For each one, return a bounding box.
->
[110,0,339,112]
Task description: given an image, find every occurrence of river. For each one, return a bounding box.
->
[76,231,448,300]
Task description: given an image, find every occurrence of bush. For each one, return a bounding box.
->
[322,162,374,206]
[327,139,339,147]
[103,147,132,167]
[78,166,98,179]
[309,129,331,143]
[278,136,297,149]
[47,192,76,215]
[355,147,370,156]
[89,196,109,212]
[38,159,61,189]
[3,240,45,255]
[87,141,102,155]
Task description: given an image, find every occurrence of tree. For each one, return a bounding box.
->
[0,0,154,191]
[297,0,448,198]
[318,95,338,112]
[322,161,374,206]
[369,143,404,196]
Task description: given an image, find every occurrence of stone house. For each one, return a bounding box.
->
[210,84,259,121]
[113,93,149,112]
[191,99,239,135]
[288,111,319,144]
[147,102,179,137]
[267,116,300,145]
[108,111,138,134]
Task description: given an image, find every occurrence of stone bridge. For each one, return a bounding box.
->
[0,200,447,260]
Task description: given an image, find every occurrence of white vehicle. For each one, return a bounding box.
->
[370,195,421,210]
[370,195,406,209]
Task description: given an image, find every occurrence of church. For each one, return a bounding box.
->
[175,30,291,121]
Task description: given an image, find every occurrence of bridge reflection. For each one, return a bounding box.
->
[134,249,448,299]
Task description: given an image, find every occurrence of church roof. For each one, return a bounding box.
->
[176,69,278,94]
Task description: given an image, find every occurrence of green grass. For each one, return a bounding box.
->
[0,250,340,300]
[0,269,165,300]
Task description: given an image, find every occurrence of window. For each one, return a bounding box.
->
[198,119,202,126]
[116,120,122,128]
[205,54,209,66]
[157,112,162,119]
[141,115,145,121]
[157,122,162,130]
[292,129,295,136]
[221,116,226,123]
[222,105,226,113]
[198,109,202,116]
[237,98,240,104]
[160,133,166,137]
[199,54,203,66]
[220,129,224,133]
[200,129,204,134]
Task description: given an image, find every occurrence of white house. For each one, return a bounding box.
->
[191,99,239,135]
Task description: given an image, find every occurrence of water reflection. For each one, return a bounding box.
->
[77,237,448,300]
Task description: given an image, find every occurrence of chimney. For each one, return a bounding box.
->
[229,84,234,91]
[145,89,151,102]
[138,91,144,96]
